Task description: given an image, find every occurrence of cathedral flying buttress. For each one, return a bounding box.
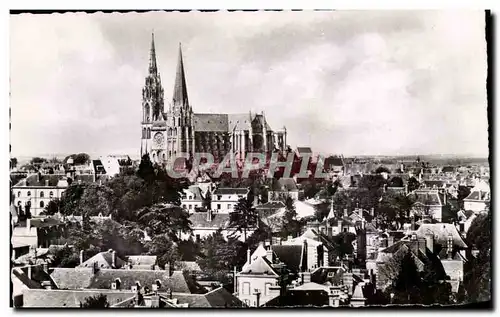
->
[140,33,288,165]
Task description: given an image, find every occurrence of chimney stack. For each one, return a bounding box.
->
[43,263,48,273]
[387,235,394,247]
[302,239,308,272]
[358,208,363,219]
[206,209,212,222]
[247,248,251,265]
[370,208,375,217]
[27,266,32,280]
[266,249,273,262]
[337,220,342,233]
[343,209,348,218]
[112,250,116,268]
[80,250,84,265]
[45,179,49,187]
[425,233,434,253]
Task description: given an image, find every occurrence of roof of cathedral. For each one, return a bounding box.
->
[172,43,189,107]
[193,113,228,132]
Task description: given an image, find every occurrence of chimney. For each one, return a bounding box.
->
[343,209,348,218]
[80,250,84,265]
[151,294,160,308]
[405,184,409,195]
[288,235,293,241]
[247,248,251,265]
[387,235,394,247]
[303,271,311,283]
[370,208,375,217]
[302,239,308,272]
[112,250,116,268]
[45,179,49,187]
[361,218,366,230]
[43,263,48,273]
[358,208,363,219]
[410,217,416,231]
[27,266,32,280]
[337,220,342,233]
[447,234,453,259]
[92,261,98,274]
[206,209,212,222]
[266,249,273,262]
[26,218,31,230]
[425,233,434,253]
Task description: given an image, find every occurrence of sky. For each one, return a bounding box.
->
[10,11,489,158]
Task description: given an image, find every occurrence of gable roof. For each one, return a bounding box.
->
[411,190,443,206]
[78,250,126,269]
[183,186,204,201]
[189,213,230,229]
[238,256,278,276]
[271,245,304,273]
[22,289,137,308]
[415,224,468,249]
[169,287,245,308]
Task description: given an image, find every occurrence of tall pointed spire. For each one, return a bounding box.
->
[172,43,189,107]
[149,32,158,74]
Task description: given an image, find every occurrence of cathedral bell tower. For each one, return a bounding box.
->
[165,43,194,162]
[141,33,165,158]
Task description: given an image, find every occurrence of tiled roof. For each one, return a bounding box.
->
[170,287,245,308]
[193,113,229,132]
[464,190,490,201]
[411,190,443,206]
[238,255,278,276]
[15,174,68,187]
[271,245,304,273]
[79,250,126,269]
[183,186,204,201]
[228,113,252,131]
[213,187,249,195]
[12,268,43,289]
[50,268,95,289]
[415,224,468,249]
[28,217,63,228]
[22,289,136,307]
[126,255,157,266]
[189,213,230,229]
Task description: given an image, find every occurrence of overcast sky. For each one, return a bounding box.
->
[10,11,488,158]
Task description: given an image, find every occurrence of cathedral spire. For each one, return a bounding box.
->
[172,42,189,107]
[149,32,158,74]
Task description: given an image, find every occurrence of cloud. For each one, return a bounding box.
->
[10,11,488,158]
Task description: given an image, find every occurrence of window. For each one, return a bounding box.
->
[217,195,222,200]
[227,204,231,209]
[265,283,272,296]
[182,204,186,209]
[17,191,20,198]
[188,205,192,210]
[343,228,348,233]
[242,282,250,295]
[196,234,200,241]
[40,191,44,198]
[244,299,250,306]
[217,204,221,210]
[27,191,31,197]
[40,201,44,208]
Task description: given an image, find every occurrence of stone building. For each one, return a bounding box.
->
[140,34,287,164]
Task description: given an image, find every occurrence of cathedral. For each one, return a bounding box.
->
[140,34,288,164]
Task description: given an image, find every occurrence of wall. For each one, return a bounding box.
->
[464,200,487,213]
[13,187,66,216]
[211,193,247,213]
[237,275,279,307]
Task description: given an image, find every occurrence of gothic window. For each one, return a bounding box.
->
[40,191,44,198]
[17,191,20,197]
[49,191,54,198]
[142,128,146,139]
[178,118,181,126]
[147,128,151,139]
[40,201,44,208]
[27,191,31,197]
[162,153,165,160]
[169,151,172,157]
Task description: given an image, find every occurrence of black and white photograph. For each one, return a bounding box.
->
[9,10,491,308]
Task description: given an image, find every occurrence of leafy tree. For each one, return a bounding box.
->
[280,196,303,238]
[80,294,110,308]
[73,153,91,165]
[375,166,391,174]
[136,204,191,241]
[457,186,472,209]
[407,177,420,192]
[229,197,258,241]
[145,233,180,269]
[137,154,156,185]
[388,252,422,304]
[330,231,356,261]
[377,192,414,230]
[31,157,47,165]
[387,176,404,188]
[58,184,86,216]
[464,213,491,303]
[40,199,60,216]
[49,246,80,268]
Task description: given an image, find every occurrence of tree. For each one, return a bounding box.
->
[330,231,356,261]
[387,176,404,188]
[80,294,110,308]
[136,204,192,241]
[31,157,47,165]
[73,153,91,165]
[40,199,60,216]
[145,233,180,269]
[464,213,491,303]
[280,196,302,238]
[375,166,391,174]
[407,177,420,192]
[229,197,258,241]
[137,154,156,185]
[388,252,422,304]
[49,246,80,268]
